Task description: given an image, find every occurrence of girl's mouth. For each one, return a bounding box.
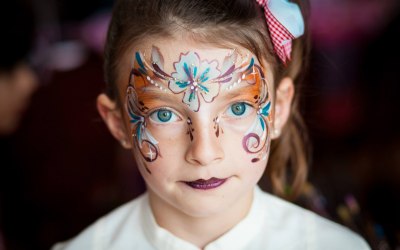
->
[184,178,227,190]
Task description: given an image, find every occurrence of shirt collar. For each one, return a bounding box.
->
[141,186,266,250]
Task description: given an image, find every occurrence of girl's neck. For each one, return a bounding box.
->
[148,189,254,249]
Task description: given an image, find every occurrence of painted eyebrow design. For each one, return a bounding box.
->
[221,84,262,101]
[135,83,262,109]
[134,85,180,105]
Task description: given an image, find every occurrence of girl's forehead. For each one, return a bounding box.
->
[122,39,272,114]
[129,41,262,72]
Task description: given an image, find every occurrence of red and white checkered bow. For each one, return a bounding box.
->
[256,0,304,65]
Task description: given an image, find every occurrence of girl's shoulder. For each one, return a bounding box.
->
[51,192,149,250]
[256,188,371,250]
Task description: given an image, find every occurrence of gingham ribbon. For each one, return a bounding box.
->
[256,0,304,64]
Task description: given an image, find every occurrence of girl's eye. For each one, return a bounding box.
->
[226,102,253,117]
[149,109,179,123]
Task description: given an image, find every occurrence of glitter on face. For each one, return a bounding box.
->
[240,66,272,163]
[126,46,272,165]
[129,46,258,112]
[126,86,160,167]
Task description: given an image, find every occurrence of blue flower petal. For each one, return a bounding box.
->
[188,91,196,102]
[245,58,255,71]
[193,66,198,78]
[135,52,146,73]
[136,124,142,143]
[128,110,142,123]
[259,116,265,131]
[176,81,189,88]
[200,67,210,82]
[183,62,193,81]
[261,102,271,117]
[198,84,209,93]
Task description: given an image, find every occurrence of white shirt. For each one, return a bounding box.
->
[52,186,370,250]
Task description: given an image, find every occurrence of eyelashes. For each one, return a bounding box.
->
[224,102,255,119]
[147,101,255,126]
[225,102,254,118]
[149,108,181,124]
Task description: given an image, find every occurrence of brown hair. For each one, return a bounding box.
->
[104,0,311,200]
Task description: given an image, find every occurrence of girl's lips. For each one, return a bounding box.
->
[184,177,227,190]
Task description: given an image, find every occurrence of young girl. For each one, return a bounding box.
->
[54,0,370,249]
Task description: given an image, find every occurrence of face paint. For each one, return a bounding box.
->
[126,86,160,167]
[241,66,272,163]
[126,46,271,165]
[130,46,257,112]
[186,117,194,142]
[213,116,223,138]
[169,51,223,112]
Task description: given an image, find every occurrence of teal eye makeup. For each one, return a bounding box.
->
[149,108,179,123]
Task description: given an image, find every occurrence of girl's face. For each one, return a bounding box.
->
[117,39,274,218]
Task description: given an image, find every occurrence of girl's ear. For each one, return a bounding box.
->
[97,93,132,149]
[271,77,294,139]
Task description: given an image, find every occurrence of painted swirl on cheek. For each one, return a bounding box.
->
[126,86,161,168]
[242,101,271,163]
[139,139,159,168]
[241,65,272,163]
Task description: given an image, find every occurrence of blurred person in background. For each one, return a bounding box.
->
[0,0,118,248]
[0,1,38,249]
[0,1,38,135]
[0,63,38,135]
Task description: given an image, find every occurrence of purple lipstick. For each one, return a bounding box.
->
[185,178,227,190]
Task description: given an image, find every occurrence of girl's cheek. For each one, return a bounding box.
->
[220,110,271,163]
[147,122,187,141]
[145,121,189,156]
[140,106,270,164]
[220,111,257,134]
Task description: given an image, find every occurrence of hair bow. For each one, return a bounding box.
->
[256,0,304,64]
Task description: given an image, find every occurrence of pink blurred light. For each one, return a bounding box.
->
[80,12,111,55]
[310,0,398,47]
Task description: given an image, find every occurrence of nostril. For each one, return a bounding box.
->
[186,140,224,167]
[184,117,225,166]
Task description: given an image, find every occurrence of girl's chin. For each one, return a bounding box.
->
[172,182,243,218]
[178,200,233,219]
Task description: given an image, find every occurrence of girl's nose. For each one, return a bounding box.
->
[184,118,224,167]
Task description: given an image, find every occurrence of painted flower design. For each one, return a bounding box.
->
[168,52,221,112]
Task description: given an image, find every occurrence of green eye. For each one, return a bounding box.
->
[231,102,246,116]
[149,108,179,123]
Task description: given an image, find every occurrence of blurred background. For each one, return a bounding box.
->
[0,0,399,249]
